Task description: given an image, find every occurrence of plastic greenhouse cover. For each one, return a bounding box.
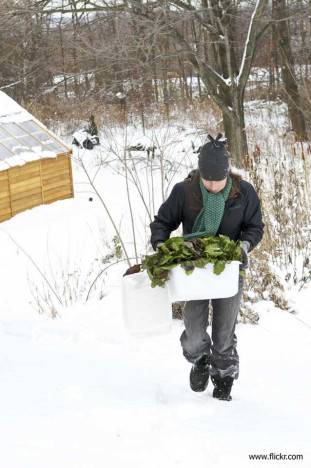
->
[0,120,68,162]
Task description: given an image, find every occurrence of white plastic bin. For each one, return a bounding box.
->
[166,261,241,302]
[122,270,172,337]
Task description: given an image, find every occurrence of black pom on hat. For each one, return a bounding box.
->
[198,133,229,181]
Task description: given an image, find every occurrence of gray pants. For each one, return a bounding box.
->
[180,275,244,380]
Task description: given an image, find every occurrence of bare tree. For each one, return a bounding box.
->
[272,0,308,140]
[17,0,270,166]
[10,1,311,152]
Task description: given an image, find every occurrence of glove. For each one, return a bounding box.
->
[240,241,251,269]
[154,241,164,251]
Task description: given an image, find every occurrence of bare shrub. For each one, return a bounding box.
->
[240,134,311,313]
[26,234,123,318]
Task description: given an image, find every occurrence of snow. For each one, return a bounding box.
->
[236,0,262,87]
[0,91,32,123]
[1,270,310,467]
[0,113,310,467]
[223,77,232,86]
[0,150,58,171]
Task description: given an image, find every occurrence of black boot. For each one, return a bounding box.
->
[189,355,210,392]
[211,375,234,401]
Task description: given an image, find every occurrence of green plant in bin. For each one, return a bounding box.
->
[141,235,243,288]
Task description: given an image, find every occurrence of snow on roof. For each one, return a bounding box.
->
[0,91,32,123]
[0,91,70,170]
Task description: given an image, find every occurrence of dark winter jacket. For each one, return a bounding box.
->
[150,169,264,252]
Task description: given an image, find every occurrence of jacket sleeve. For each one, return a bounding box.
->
[240,184,265,251]
[149,183,184,251]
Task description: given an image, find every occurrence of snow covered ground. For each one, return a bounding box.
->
[0,118,310,467]
[1,271,310,468]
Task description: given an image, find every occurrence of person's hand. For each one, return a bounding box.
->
[155,241,164,251]
[151,241,164,252]
[240,241,251,269]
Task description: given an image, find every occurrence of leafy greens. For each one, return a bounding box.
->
[141,235,243,288]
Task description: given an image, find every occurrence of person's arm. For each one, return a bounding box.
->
[240,184,265,251]
[150,183,184,251]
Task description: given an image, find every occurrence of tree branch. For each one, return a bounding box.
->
[236,0,269,92]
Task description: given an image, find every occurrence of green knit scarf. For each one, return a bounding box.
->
[184,176,232,240]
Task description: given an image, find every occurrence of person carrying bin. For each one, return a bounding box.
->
[149,133,264,401]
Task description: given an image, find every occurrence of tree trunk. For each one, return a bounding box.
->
[270,14,279,100]
[222,83,248,168]
[223,106,248,168]
[273,0,308,141]
[200,70,248,167]
[152,46,159,103]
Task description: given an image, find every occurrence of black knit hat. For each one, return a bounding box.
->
[198,133,229,181]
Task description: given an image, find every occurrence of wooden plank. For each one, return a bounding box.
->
[10,185,41,198]
[8,169,41,184]
[41,169,70,182]
[0,211,12,222]
[9,178,40,192]
[11,192,43,208]
[8,161,40,178]
[0,206,11,216]
[42,156,69,167]
[41,153,69,166]
[0,195,10,206]
[0,153,72,223]
[43,185,72,198]
[0,178,9,187]
[0,205,11,214]
[8,162,41,175]
[41,168,70,180]
[0,180,9,196]
[0,170,9,182]
[42,168,70,182]
[0,189,10,199]
[42,173,71,187]
[0,170,12,221]
[41,161,70,177]
[43,187,72,203]
[44,193,72,205]
[42,180,72,194]
[9,172,40,186]
[11,190,42,205]
[66,152,74,198]
[41,155,69,167]
[43,192,72,204]
[8,163,41,178]
[10,186,43,203]
[38,154,44,204]
[11,194,43,212]
[0,198,10,209]
[41,159,68,174]
[9,177,42,193]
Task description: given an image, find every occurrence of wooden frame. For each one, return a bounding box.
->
[0,151,74,223]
